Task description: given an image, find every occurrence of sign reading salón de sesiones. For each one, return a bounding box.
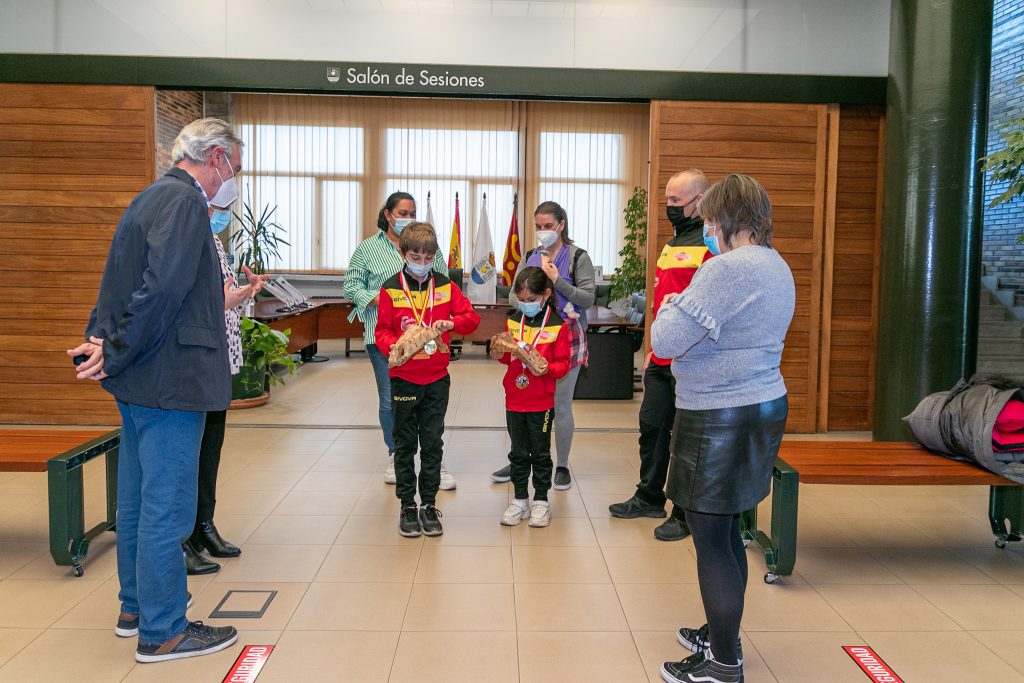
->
[328,65,486,90]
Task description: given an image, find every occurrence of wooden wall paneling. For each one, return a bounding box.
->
[647,101,828,432]
[0,83,155,424]
[823,104,885,431]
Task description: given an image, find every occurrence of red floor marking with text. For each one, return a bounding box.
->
[222,645,274,683]
[843,646,905,683]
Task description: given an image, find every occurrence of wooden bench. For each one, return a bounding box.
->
[740,441,1024,584]
[0,429,121,577]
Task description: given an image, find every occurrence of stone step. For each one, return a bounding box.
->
[976,359,1024,377]
[997,276,1024,290]
[977,338,1024,356]
[981,304,1012,321]
[978,321,1024,338]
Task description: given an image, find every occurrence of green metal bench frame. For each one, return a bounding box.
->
[47,429,120,577]
[739,456,1024,584]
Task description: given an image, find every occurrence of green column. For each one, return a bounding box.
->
[873,0,994,440]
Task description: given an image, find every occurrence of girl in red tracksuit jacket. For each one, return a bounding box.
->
[490,266,571,528]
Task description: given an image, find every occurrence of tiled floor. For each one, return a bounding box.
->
[3,342,1024,681]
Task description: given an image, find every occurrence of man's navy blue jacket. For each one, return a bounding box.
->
[86,167,230,412]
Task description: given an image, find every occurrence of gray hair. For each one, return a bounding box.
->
[171,117,242,164]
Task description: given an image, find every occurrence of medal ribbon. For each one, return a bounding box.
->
[399,271,434,327]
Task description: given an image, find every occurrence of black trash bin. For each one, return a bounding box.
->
[573,329,634,399]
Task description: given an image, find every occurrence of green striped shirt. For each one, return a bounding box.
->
[343,230,449,345]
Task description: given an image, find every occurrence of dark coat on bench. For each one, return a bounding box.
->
[904,376,1024,483]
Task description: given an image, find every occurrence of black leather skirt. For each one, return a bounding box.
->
[665,395,788,515]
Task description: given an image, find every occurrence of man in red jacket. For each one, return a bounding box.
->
[375,222,480,537]
[610,169,712,541]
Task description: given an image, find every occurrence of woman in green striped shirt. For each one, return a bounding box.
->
[343,192,449,484]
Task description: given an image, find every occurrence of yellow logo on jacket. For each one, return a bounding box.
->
[507,320,562,345]
[387,282,453,308]
[657,246,707,270]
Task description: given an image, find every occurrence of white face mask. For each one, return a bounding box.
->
[210,155,238,207]
[393,218,413,235]
[536,230,559,249]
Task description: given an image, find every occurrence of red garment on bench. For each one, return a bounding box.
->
[993,398,1024,452]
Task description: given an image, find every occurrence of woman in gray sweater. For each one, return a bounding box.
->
[651,174,795,683]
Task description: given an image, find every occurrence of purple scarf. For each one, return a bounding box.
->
[527,244,575,313]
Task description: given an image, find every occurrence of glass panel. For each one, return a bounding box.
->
[385,128,519,177]
[322,180,362,270]
[241,124,364,175]
[538,181,622,272]
[244,175,315,271]
[539,131,622,180]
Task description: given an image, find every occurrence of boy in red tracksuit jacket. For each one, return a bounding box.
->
[490,266,571,528]
[375,222,480,538]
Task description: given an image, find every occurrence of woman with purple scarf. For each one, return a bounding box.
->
[491,201,596,490]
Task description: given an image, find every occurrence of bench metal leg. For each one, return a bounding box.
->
[47,432,120,577]
[740,458,799,583]
[989,485,1024,548]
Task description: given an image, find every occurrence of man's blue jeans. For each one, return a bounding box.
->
[366,343,395,454]
[115,400,205,644]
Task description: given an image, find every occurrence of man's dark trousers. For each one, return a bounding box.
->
[391,374,450,507]
[636,362,677,509]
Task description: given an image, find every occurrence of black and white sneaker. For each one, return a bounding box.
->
[553,467,572,490]
[661,651,743,683]
[490,464,512,483]
[115,592,193,638]
[135,621,237,663]
[677,624,743,664]
[419,504,444,536]
[399,504,422,537]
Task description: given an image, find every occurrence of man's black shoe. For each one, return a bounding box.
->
[182,541,220,575]
[190,520,241,558]
[654,516,691,542]
[419,504,444,536]
[609,496,668,519]
[399,504,422,537]
[677,624,743,664]
[135,621,238,663]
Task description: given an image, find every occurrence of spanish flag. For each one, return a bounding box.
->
[501,194,521,286]
[447,193,462,269]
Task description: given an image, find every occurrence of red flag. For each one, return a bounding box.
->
[447,193,462,269]
[501,194,521,286]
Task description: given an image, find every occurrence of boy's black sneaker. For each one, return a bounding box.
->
[661,651,743,683]
[399,504,422,537]
[677,624,743,664]
[115,592,193,638]
[553,466,572,490]
[419,504,444,536]
[135,621,237,663]
[609,496,668,519]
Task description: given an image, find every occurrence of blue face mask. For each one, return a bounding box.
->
[405,260,433,279]
[210,210,231,234]
[518,300,544,317]
[393,218,413,235]
[703,223,722,256]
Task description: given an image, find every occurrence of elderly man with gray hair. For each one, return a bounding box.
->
[68,117,242,663]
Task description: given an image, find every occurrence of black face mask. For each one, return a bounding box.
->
[666,206,702,235]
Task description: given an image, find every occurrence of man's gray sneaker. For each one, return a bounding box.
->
[490,464,512,483]
[135,621,237,663]
[661,651,743,683]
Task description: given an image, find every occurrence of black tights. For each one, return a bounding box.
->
[684,509,747,665]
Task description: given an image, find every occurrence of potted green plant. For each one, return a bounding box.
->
[230,200,289,276]
[231,316,298,407]
[610,185,648,301]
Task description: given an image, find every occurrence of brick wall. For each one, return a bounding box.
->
[984,0,1024,275]
[155,90,204,177]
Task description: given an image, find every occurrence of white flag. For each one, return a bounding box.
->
[466,194,496,303]
[425,192,435,230]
